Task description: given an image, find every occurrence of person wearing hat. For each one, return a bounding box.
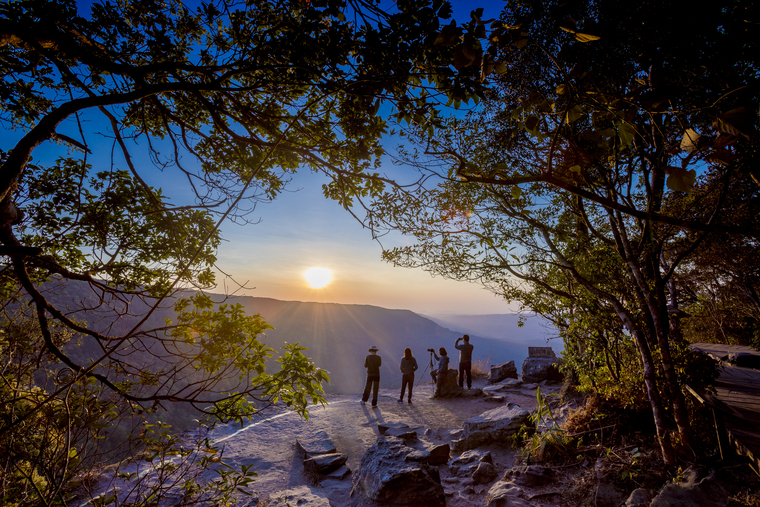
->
[361,345,382,407]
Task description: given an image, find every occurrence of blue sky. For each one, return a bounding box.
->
[217,0,514,314]
[215,168,517,315]
[9,0,517,316]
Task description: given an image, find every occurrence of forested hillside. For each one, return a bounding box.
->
[38,280,544,394]
[226,296,542,393]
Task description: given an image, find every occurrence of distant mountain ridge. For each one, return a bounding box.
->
[223,295,557,394]
[34,281,558,394]
[423,313,561,351]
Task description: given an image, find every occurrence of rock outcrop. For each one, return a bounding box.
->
[649,469,728,507]
[350,436,446,506]
[485,480,535,507]
[447,449,499,485]
[485,465,556,507]
[452,403,530,451]
[297,431,350,479]
[521,347,562,383]
[435,368,464,397]
[489,361,518,383]
[624,488,653,507]
[594,458,628,507]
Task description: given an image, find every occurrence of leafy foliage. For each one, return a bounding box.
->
[362,0,759,466]
[0,0,485,502]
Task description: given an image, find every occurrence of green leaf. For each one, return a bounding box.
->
[617,122,636,146]
[679,128,700,153]
[525,115,540,135]
[712,107,752,139]
[565,104,583,123]
[666,167,697,192]
[435,22,461,47]
[511,186,523,199]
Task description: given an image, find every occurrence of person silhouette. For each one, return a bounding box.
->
[430,347,449,398]
[361,345,381,407]
[455,334,474,389]
[398,348,418,404]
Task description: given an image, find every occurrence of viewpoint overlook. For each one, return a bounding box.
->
[2,0,759,505]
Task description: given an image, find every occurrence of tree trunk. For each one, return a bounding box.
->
[619,311,676,465]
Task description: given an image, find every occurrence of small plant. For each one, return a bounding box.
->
[520,387,573,463]
[471,352,492,379]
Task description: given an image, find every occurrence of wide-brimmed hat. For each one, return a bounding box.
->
[368,345,379,352]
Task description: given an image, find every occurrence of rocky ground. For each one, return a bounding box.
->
[82,374,754,506]
[212,376,559,506]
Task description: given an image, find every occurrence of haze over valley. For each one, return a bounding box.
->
[42,281,557,395]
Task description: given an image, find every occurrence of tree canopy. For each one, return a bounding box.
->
[0,0,487,503]
[365,0,760,465]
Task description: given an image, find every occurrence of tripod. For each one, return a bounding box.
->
[416,350,435,388]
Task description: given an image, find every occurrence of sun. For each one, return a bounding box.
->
[303,267,333,289]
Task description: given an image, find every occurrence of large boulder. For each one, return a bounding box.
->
[521,357,562,383]
[521,347,563,383]
[350,436,446,507]
[452,403,530,451]
[489,361,518,383]
[435,368,465,398]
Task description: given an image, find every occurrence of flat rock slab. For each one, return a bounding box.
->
[377,421,423,437]
[484,379,523,393]
[453,403,531,451]
[327,465,351,480]
[304,453,348,474]
[405,443,451,465]
[296,430,337,457]
[266,485,333,507]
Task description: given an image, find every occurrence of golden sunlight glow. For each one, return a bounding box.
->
[303,267,333,289]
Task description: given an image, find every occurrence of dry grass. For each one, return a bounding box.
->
[724,461,760,506]
[471,352,492,380]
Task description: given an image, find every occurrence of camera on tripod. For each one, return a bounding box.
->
[427,348,435,353]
